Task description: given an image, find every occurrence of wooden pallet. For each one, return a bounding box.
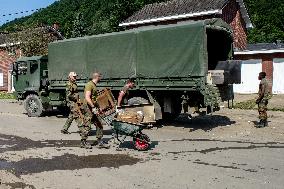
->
[96,88,116,115]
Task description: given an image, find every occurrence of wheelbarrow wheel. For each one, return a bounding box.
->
[133,133,150,151]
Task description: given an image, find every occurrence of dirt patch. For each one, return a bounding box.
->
[0,182,36,189]
[0,153,141,176]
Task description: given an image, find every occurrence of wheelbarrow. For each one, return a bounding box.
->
[95,88,155,151]
[99,112,151,151]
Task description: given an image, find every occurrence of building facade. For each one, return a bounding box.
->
[234,43,284,94]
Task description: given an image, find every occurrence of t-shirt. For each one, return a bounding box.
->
[84,81,98,103]
[120,86,129,105]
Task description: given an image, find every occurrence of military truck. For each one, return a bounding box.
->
[12,18,240,119]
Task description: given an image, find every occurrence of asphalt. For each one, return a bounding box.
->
[0,100,284,189]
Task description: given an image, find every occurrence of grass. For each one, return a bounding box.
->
[270,107,284,112]
[234,98,284,112]
[234,99,257,110]
[0,92,15,99]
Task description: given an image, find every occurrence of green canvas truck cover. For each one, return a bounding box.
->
[48,18,231,81]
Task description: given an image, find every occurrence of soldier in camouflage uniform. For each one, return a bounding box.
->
[256,72,270,128]
[83,72,109,149]
[61,72,79,134]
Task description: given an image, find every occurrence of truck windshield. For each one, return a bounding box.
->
[15,61,28,75]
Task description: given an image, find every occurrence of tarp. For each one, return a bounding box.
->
[48,18,232,80]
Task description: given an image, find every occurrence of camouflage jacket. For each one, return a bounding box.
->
[258,78,269,101]
[66,81,79,107]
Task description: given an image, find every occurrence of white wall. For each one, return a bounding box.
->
[272,58,284,94]
[234,59,262,94]
[0,72,3,87]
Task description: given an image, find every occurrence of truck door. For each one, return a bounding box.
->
[13,61,29,93]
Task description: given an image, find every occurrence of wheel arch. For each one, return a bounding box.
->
[23,90,39,99]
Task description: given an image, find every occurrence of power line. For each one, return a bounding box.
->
[0,8,45,24]
[1,8,43,17]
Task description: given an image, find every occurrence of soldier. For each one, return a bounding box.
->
[255,72,269,128]
[83,72,109,148]
[61,72,79,134]
[117,79,135,107]
[181,91,189,113]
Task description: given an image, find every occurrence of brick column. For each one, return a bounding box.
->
[262,56,273,93]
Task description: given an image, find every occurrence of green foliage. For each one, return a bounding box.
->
[0,92,15,99]
[71,13,87,38]
[244,0,284,43]
[0,0,165,38]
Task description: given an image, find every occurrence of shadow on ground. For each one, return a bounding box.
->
[162,114,236,132]
[0,153,141,177]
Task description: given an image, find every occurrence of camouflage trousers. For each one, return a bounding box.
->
[62,111,75,131]
[258,99,268,120]
[62,103,77,131]
[81,103,103,141]
[64,105,92,140]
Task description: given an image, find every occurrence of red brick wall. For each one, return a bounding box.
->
[262,57,273,92]
[222,0,248,50]
[0,49,16,91]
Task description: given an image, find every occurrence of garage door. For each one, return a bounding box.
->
[272,58,284,94]
[234,59,262,94]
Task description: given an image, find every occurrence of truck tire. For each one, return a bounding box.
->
[128,97,149,106]
[24,94,44,117]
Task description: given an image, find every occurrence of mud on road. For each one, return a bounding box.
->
[0,100,284,189]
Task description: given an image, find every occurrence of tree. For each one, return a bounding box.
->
[71,13,87,38]
[0,0,167,38]
[244,0,284,43]
[6,27,58,56]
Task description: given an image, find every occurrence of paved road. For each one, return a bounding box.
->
[0,100,284,189]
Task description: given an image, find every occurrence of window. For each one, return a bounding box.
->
[17,61,28,75]
[30,61,38,74]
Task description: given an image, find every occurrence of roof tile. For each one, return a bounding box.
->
[123,0,227,23]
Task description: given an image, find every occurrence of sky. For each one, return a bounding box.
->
[0,0,58,26]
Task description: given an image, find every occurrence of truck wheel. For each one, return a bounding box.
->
[128,97,149,105]
[24,94,44,117]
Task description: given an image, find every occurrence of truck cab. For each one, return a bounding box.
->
[12,56,49,116]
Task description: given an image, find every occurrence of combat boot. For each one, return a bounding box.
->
[255,120,265,128]
[97,140,110,149]
[80,139,92,149]
[264,119,268,127]
[61,129,71,134]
